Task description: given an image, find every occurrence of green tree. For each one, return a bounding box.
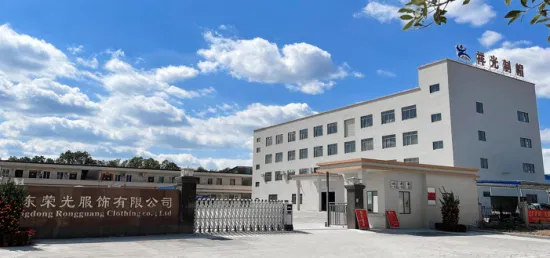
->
[399,0,550,41]
[19,157,31,163]
[126,156,144,168]
[56,151,96,165]
[0,179,28,234]
[142,158,161,169]
[31,156,46,163]
[439,187,460,225]
[106,159,121,167]
[160,160,181,170]
[45,158,55,164]
[196,166,208,172]
[7,156,18,161]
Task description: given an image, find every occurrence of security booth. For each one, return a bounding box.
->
[295,158,480,229]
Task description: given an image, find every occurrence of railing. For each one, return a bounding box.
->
[194,199,286,233]
[481,206,520,222]
[329,202,347,226]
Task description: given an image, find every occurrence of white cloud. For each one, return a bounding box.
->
[501,40,531,49]
[376,69,396,77]
[541,129,550,144]
[155,65,199,83]
[76,57,99,69]
[0,24,76,81]
[486,45,550,98]
[353,72,365,78]
[197,31,351,94]
[354,0,495,27]
[143,151,251,170]
[479,30,503,48]
[67,45,84,55]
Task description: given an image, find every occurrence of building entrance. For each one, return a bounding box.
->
[321,191,335,211]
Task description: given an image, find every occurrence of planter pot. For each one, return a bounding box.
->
[435,223,467,232]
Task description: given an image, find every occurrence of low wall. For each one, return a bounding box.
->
[20,185,183,239]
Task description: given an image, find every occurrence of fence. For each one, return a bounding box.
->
[328,202,347,226]
[194,199,286,233]
[481,206,520,223]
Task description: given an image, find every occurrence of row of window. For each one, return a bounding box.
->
[2,169,178,183]
[477,158,535,173]
[203,178,237,185]
[477,130,533,149]
[476,102,531,124]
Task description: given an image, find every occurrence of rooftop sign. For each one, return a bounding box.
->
[456,44,525,80]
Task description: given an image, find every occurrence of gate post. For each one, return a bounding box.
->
[345,183,365,229]
[178,175,199,233]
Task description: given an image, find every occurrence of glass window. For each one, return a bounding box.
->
[398,191,411,214]
[429,84,440,93]
[255,182,260,187]
[517,111,530,123]
[287,170,295,180]
[256,137,261,142]
[404,158,419,163]
[276,134,283,144]
[367,191,379,213]
[314,125,323,137]
[402,131,418,146]
[361,115,373,128]
[266,136,273,146]
[478,130,486,141]
[69,173,77,180]
[299,148,308,159]
[256,147,260,153]
[480,158,489,169]
[314,146,323,157]
[433,141,444,150]
[114,174,121,181]
[207,178,213,185]
[126,175,132,182]
[268,194,278,201]
[299,168,309,175]
[299,129,308,140]
[265,154,272,164]
[15,170,24,178]
[264,172,272,182]
[28,170,37,178]
[526,194,538,204]
[159,176,165,183]
[148,176,155,183]
[327,122,338,134]
[401,105,417,120]
[256,164,260,170]
[344,141,356,153]
[275,152,283,163]
[275,171,283,181]
[381,110,395,124]
[40,171,51,179]
[523,163,535,173]
[476,102,484,114]
[328,143,338,156]
[288,150,296,161]
[520,137,532,148]
[431,113,442,122]
[344,119,355,137]
[361,138,374,151]
[288,131,296,142]
[382,134,396,149]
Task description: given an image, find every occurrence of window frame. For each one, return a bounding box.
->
[520,137,532,148]
[517,111,530,123]
[275,152,283,163]
[398,191,411,214]
[299,148,308,159]
[268,194,278,201]
[264,172,273,182]
[288,150,296,161]
[275,134,283,144]
[327,122,338,135]
[265,154,272,164]
[433,141,444,150]
[431,113,442,122]
[361,138,374,151]
[360,115,373,128]
[344,141,356,153]
[480,158,489,169]
[381,110,395,124]
[314,125,323,137]
[288,131,296,142]
[327,143,338,156]
[275,171,283,181]
[382,134,396,149]
[402,131,418,146]
[266,136,273,146]
[314,146,323,158]
[216,178,223,185]
[523,163,535,173]
[476,102,484,114]
[299,129,308,140]
[478,130,487,142]
[429,84,440,93]
[401,105,417,120]
[367,191,379,214]
[404,158,419,164]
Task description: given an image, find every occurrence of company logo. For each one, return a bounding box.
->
[456,44,471,62]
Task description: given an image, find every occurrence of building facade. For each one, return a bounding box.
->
[252,59,546,210]
[0,161,252,199]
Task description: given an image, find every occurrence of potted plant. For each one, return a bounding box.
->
[0,179,34,246]
[435,187,467,232]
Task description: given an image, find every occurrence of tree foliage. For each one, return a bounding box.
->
[399,0,550,41]
[0,180,28,234]
[439,187,460,225]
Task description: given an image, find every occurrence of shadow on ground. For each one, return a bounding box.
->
[368,229,499,237]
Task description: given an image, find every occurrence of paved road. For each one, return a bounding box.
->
[2,212,550,257]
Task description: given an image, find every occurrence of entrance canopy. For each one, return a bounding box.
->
[477,180,550,191]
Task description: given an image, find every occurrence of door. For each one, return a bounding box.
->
[321,191,336,211]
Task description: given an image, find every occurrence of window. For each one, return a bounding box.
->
[402,131,418,146]
[265,172,272,181]
[328,143,338,156]
[1,169,9,177]
[207,178,213,185]
[288,131,296,142]
[216,178,222,185]
[476,102,484,114]
[288,150,296,161]
[256,147,260,153]
[361,115,373,128]
[299,148,308,159]
[478,130,486,141]
[147,176,155,183]
[265,154,272,164]
[431,113,442,122]
[517,111,530,123]
[69,173,77,180]
[404,158,419,164]
[266,136,272,146]
[276,134,283,144]
[382,134,396,149]
[126,175,132,182]
[398,191,411,214]
[115,174,121,181]
[327,122,338,135]
[433,141,444,150]
[255,182,260,187]
[268,194,278,201]
[483,191,491,197]
[15,170,24,178]
[344,119,355,137]
[526,194,538,204]
[344,141,356,153]
[381,110,395,124]
[287,170,295,180]
[429,84,440,93]
[361,138,374,151]
[158,176,165,183]
[102,174,113,181]
[40,171,51,179]
[367,191,379,213]
[314,146,323,157]
[291,194,303,205]
[299,168,309,175]
[480,158,489,169]
[56,172,63,179]
[28,170,37,178]
[230,179,236,185]
[520,137,532,148]
[256,137,261,143]
[275,152,283,163]
[523,163,535,173]
[275,171,283,181]
[314,125,323,137]
[401,105,417,120]
[299,129,308,140]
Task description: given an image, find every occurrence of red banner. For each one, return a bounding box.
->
[355,209,369,230]
[528,209,550,223]
[386,210,400,228]
[428,192,436,201]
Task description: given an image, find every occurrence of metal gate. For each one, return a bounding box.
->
[194,199,286,233]
[328,202,347,226]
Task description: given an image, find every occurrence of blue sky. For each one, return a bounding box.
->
[0,0,548,171]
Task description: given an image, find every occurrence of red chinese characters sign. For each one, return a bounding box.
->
[355,209,369,230]
[386,210,400,228]
[528,209,550,223]
[475,51,524,77]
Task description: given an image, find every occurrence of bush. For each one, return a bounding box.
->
[0,179,32,246]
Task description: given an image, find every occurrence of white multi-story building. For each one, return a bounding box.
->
[252,59,546,211]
